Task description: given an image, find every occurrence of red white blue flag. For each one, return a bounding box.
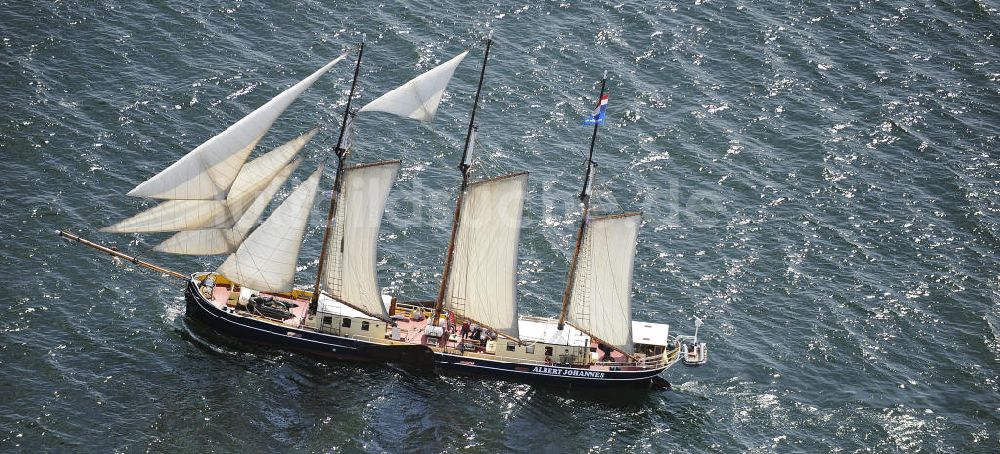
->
[584,93,609,125]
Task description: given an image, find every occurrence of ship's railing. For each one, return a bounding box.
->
[591,342,684,370]
[443,347,675,371]
[592,353,669,370]
[388,302,686,370]
[318,328,404,345]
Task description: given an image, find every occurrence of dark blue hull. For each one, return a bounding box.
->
[432,352,667,387]
[185,279,668,388]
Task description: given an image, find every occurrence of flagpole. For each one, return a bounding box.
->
[432,37,492,327]
[558,72,608,331]
[580,71,607,197]
[310,41,364,315]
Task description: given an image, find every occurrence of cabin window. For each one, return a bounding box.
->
[506,342,515,352]
[525,344,535,354]
[322,316,332,325]
[544,346,553,356]
[342,318,352,328]
[361,321,370,331]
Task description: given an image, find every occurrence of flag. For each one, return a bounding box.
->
[695,317,704,328]
[584,93,609,125]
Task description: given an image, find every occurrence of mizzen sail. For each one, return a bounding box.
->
[128,55,344,200]
[322,160,400,319]
[216,165,324,292]
[102,129,316,233]
[566,213,641,353]
[445,172,528,338]
[359,51,468,122]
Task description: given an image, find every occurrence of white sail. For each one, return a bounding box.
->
[445,172,528,338]
[102,198,235,234]
[358,51,469,122]
[128,55,345,200]
[216,165,324,292]
[227,128,318,200]
[102,130,316,233]
[567,213,641,353]
[322,161,400,319]
[153,159,302,255]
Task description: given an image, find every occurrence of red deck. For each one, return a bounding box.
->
[207,284,309,327]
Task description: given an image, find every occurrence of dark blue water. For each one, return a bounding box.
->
[2,0,998,451]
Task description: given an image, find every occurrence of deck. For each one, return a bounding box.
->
[200,282,643,371]
[206,283,309,327]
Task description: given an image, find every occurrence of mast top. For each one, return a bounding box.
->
[334,42,365,159]
[457,37,492,175]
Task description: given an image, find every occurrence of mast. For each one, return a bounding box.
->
[557,72,607,330]
[310,42,364,314]
[432,37,492,326]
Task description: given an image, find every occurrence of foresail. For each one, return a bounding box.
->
[102,130,316,233]
[216,165,324,292]
[322,161,400,319]
[128,55,345,200]
[153,159,302,255]
[358,51,469,122]
[445,172,528,338]
[102,198,229,234]
[567,213,641,353]
[228,128,318,200]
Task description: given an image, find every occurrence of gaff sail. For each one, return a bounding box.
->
[321,161,400,319]
[566,213,641,353]
[445,172,528,338]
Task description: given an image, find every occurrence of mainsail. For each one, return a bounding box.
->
[321,161,400,319]
[216,165,324,292]
[152,159,303,255]
[359,51,469,122]
[102,129,317,233]
[566,213,641,353]
[128,55,345,200]
[445,172,528,338]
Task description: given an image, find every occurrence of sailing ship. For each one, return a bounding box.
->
[59,38,707,388]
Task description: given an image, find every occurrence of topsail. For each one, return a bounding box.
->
[128,55,345,200]
[359,51,468,122]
